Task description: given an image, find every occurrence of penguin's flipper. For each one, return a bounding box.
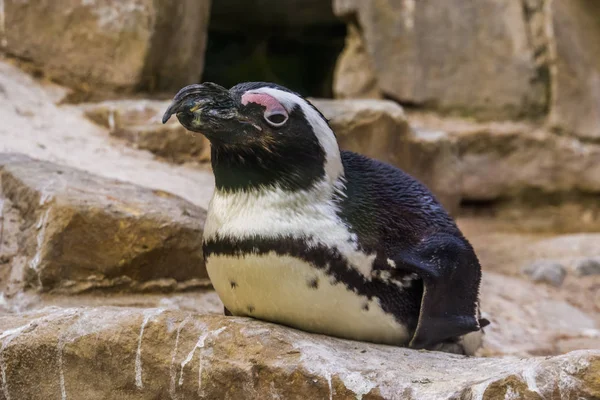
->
[391,233,482,350]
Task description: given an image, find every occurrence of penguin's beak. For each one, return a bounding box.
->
[162,82,237,135]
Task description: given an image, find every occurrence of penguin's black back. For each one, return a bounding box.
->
[337,150,463,256]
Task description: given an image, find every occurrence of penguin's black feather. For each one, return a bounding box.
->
[338,151,482,348]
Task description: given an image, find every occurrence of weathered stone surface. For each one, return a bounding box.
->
[82,100,211,164]
[1,0,211,93]
[0,60,216,208]
[334,0,550,119]
[333,24,382,100]
[522,260,567,287]
[480,272,599,357]
[461,218,600,355]
[0,307,598,400]
[550,0,600,140]
[313,99,461,214]
[408,112,600,202]
[0,154,208,293]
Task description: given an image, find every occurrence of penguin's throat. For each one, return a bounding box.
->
[210,145,327,193]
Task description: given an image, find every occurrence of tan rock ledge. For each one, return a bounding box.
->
[0,307,598,400]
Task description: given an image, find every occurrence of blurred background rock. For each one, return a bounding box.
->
[0,1,599,398]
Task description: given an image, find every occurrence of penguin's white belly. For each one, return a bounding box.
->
[206,253,410,345]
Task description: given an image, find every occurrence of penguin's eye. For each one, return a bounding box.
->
[264,110,288,127]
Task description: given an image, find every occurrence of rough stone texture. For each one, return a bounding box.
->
[408,112,600,201]
[333,24,382,100]
[0,60,216,208]
[1,0,211,93]
[313,99,461,214]
[550,0,600,140]
[0,154,208,293]
[334,0,549,119]
[522,260,567,287]
[575,258,600,277]
[82,100,211,164]
[460,218,600,351]
[480,272,599,356]
[0,307,598,400]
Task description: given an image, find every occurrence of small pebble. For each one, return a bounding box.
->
[574,258,600,277]
[522,260,566,287]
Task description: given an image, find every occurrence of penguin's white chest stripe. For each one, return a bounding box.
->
[203,182,377,278]
[206,253,410,345]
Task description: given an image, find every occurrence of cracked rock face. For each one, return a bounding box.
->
[333,0,550,119]
[0,154,209,294]
[0,307,598,400]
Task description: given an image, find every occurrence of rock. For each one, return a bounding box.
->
[550,0,600,140]
[522,260,567,287]
[333,24,382,100]
[480,272,599,356]
[1,0,211,93]
[0,60,216,208]
[82,100,211,164]
[0,153,209,293]
[575,258,600,277]
[0,307,599,400]
[333,0,549,119]
[408,112,600,202]
[313,99,461,214]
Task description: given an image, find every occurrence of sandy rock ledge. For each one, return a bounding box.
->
[0,307,598,400]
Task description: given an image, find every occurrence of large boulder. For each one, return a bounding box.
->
[333,0,550,119]
[549,0,600,140]
[0,307,598,399]
[0,154,208,293]
[0,0,211,93]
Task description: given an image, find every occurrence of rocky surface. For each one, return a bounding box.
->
[409,111,600,231]
[334,0,549,119]
[550,0,600,140]
[479,272,599,357]
[82,100,211,164]
[461,217,600,335]
[0,154,209,293]
[333,24,381,100]
[1,0,211,94]
[0,307,598,400]
[0,59,216,207]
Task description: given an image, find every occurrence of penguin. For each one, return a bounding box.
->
[162,82,490,355]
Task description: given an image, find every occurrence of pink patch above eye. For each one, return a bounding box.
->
[241,92,287,115]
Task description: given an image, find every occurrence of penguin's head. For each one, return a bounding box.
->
[163,82,343,191]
